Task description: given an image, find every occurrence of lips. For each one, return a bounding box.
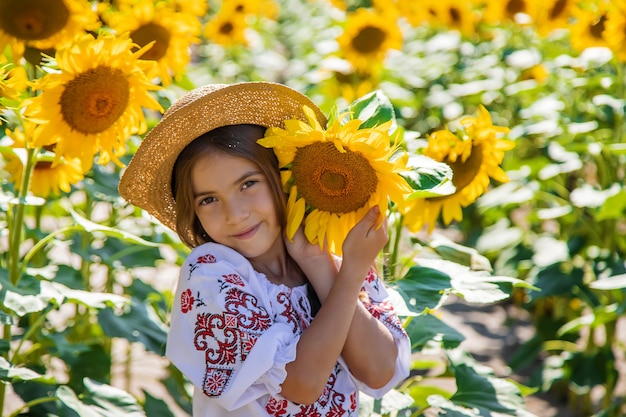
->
[232,224,259,239]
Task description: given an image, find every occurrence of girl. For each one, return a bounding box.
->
[119,82,410,416]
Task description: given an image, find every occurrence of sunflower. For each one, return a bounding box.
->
[390,0,439,27]
[4,151,84,198]
[482,0,532,25]
[168,0,209,17]
[221,0,280,19]
[0,0,100,60]
[3,122,84,198]
[528,0,575,36]
[401,106,514,232]
[317,69,379,110]
[569,1,610,52]
[258,106,411,255]
[22,32,162,171]
[204,8,249,47]
[103,0,200,85]
[519,64,549,84]
[0,57,28,104]
[600,2,626,61]
[336,8,403,73]
[432,0,479,36]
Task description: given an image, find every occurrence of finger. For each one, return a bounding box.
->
[365,206,382,237]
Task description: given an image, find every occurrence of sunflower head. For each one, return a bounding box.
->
[2,122,85,198]
[22,32,162,171]
[0,58,28,107]
[337,8,403,73]
[103,0,201,85]
[401,106,515,232]
[0,0,100,60]
[258,91,412,254]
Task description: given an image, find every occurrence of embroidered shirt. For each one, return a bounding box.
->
[166,242,410,417]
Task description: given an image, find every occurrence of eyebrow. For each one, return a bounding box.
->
[193,170,262,199]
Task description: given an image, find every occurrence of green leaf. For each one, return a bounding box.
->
[589,273,626,290]
[98,299,167,355]
[0,277,64,317]
[406,312,465,350]
[0,357,55,384]
[403,155,455,197]
[428,234,493,271]
[359,389,414,417]
[431,364,535,416]
[529,263,584,299]
[65,345,112,392]
[595,190,626,220]
[344,89,396,130]
[57,378,146,417]
[569,347,617,393]
[406,383,453,411]
[415,258,537,304]
[142,390,176,417]
[69,208,160,248]
[49,281,130,309]
[477,180,538,209]
[393,266,452,314]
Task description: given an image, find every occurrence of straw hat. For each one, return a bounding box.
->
[118,81,327,237]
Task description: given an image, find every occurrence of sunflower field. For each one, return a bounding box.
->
[1,0,625,416]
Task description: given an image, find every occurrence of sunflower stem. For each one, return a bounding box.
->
[8,147,38,286]
[5,395,59,417]
[3,145,38,417]
[386,214,404,280]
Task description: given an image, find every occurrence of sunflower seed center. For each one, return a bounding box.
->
[292,142,378,214]
[60,66,130,135]
[0,0,69,41]
[130,22,171,61]
[351,25,386,54]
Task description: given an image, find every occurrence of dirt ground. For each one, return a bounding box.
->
[438,296,579,417]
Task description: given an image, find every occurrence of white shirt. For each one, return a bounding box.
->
[166,242,410,416]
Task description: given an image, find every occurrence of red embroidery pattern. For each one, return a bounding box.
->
[180,288,194,314]
[193,284,271,398]
[225,287,272,331]
[362,267,381,294]
[364,300,407,336]
[203,368,232,397]
[266,396,289,416]
[276,291,299,334]
[223,273,245,286]
[198,254,217,264]
[295,404,321,417]
[188,253,217,275]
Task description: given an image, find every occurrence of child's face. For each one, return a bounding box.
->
[190,151,282,259]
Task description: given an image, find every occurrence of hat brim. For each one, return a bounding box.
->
[118,81,327,237]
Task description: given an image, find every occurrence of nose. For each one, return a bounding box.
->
[224,197,250,224]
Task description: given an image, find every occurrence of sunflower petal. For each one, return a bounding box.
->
[286,190,305,240]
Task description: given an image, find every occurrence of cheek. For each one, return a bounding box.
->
[195,208,218,236]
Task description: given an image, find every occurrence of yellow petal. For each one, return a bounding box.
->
[286,190,305,240]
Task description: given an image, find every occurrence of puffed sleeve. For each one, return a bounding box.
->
[353,268,411,397]
[165,243,300,411]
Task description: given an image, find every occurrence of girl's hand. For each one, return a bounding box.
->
[285,226,323,261]
[341,206,388,280]
[284,226,334,273]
